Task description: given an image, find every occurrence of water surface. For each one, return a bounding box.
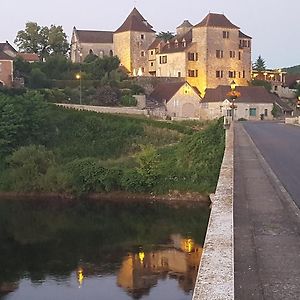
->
[0,199,210,300]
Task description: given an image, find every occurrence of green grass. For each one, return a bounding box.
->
[0,94,225,195]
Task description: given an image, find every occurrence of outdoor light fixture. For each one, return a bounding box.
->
[230,80,236,91]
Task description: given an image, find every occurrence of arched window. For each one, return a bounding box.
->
[109,50,113,57]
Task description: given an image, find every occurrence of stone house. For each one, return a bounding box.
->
[152,13,252,96]
[114,8,156,76]
[70,27,114,63]
[71,9,252,95]
[0,50,14,87]
[148,81,201,119]
[200,85,275,121]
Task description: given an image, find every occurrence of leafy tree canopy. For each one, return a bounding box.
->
[156,31,175,41]
[15,22,69,60]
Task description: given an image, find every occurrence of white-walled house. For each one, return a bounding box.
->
[148,81,201,119]
[200,85,275,121]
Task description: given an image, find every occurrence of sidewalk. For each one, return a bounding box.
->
[234,123,300,299]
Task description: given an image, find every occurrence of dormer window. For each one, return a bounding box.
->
[141,34,145,40]
[182,38,186,47]
[175,39,179,48]
[167,40,170,48]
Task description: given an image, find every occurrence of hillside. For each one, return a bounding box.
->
[0,91,225,196]
[283,65,300,74]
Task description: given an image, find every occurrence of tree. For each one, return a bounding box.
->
[15,22,69,60]
[83,56,120,80]
[0,92,51,156]
[15,22,42,55]
[156,31,175,41]
[253,55,267,72]
[48,25,69,56]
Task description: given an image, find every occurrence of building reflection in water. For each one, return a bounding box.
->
[77,267,84,288]
[117,234,203,299]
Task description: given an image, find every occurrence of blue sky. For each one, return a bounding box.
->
[2,0,299,68]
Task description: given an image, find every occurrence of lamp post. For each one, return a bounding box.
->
[76,52,83,105]
[230,80,237,121]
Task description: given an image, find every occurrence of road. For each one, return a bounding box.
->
[243,121,300,208]
[234,122,300,299]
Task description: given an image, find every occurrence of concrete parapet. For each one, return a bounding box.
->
[285,117,299,124]
[192,125,234,300]
[55,103,148,116]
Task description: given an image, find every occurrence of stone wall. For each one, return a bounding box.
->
[156,52,187,78]
[56,103,148,116]
[192,124,234,300]
[113,31,132,73]
[200,102,274,121]
[131,31,156,75]
[0,60,13,87]
[166,83,201,118]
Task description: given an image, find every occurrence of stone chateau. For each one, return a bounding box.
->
[71,7,252,95]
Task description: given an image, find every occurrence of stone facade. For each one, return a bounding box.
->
[199,101,273,121]
[70,28,114,63]
[72,10,252,95]
[114,30,155,75]
[200,85,275,121]
[0,59,13,87]
[166,83,201,118]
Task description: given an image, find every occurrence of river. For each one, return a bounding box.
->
[0,198,210,300]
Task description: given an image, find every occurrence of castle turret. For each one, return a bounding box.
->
[113,7,156,76]
[176,20,193,36]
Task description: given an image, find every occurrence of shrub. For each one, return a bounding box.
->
[6,145,56,192]
[91,86,121,106]
[120,95,137,107]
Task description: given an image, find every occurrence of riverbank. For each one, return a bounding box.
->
[0,190,210,207]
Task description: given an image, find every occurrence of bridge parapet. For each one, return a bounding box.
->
[192,125,234,300]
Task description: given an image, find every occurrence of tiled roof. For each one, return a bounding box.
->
[17,52,40,62]
[160,29,192,54]
[177,20,193,29]
[75,29,113,43]
[115,7,155,33]
[148,38,163,50]
[149,81,188,103]
[195,13,239,29]
[274,96,294,112]
[0,41,17,54]
[202,85,276,103]
[239,30,252,39]
[0,51,13,60]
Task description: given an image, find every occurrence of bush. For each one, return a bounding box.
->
[29,68,51,89]
[90,86,121,106]
[6,145,56,192]
[120,95,137,107]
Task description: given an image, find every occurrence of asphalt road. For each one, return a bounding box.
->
[243,121,300,208]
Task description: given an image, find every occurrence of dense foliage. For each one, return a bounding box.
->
[15,22,69,59]
[0,92,225,195]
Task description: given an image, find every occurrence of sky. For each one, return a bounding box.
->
[1,0,299,68]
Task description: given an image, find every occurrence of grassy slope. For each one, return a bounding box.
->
[1,104,225,195]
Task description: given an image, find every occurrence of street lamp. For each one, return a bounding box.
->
[76,52,83,105]
[229,80,238,121]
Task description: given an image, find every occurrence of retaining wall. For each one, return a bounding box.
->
[55,103,148,116]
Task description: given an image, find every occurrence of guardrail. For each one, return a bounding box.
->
[192,124,234,300]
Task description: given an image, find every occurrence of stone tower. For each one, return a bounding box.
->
[113,7,156,76]
[176,20,193,36]
[190,13,252,95]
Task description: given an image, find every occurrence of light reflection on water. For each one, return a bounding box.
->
[0,200,209,300]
